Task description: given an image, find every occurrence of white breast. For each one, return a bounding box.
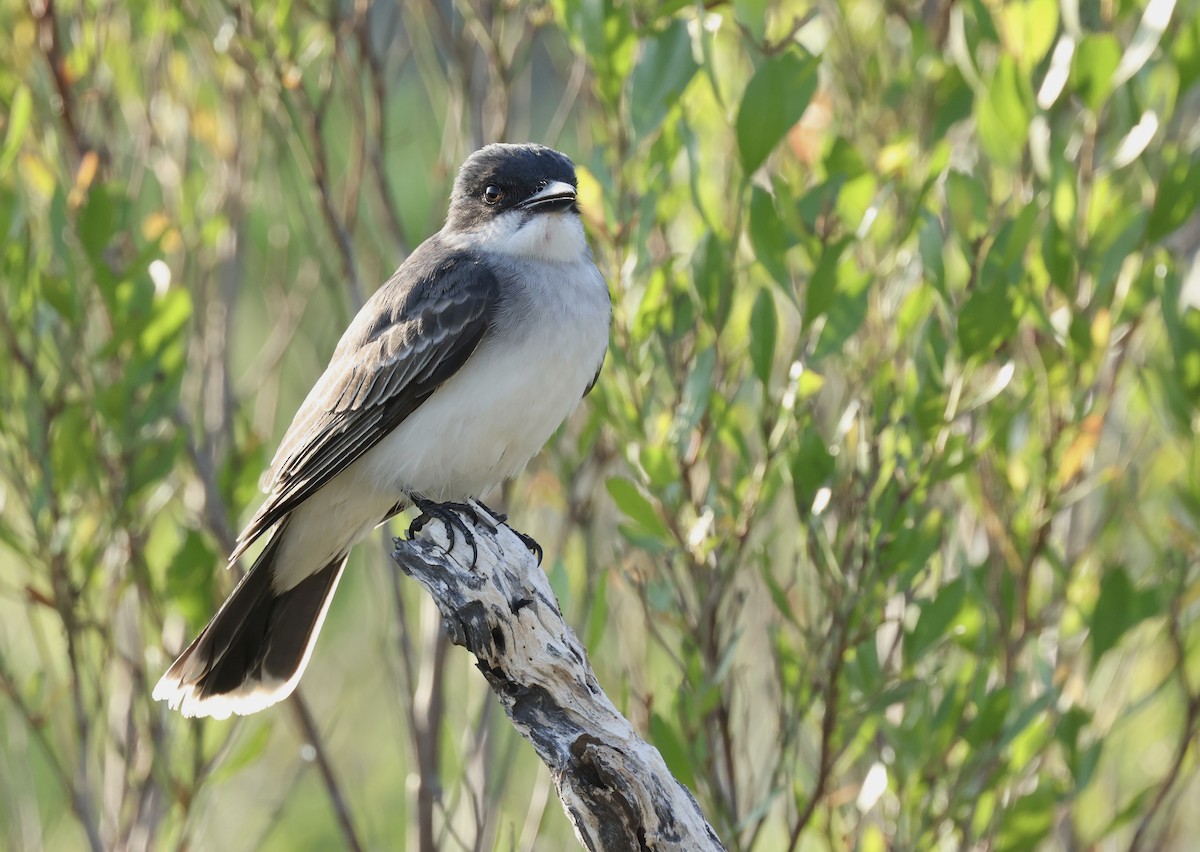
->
[360,257,608,501]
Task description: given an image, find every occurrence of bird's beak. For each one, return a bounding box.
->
[518,180,578,213]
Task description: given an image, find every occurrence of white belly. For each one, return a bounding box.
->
[361,293,606,499]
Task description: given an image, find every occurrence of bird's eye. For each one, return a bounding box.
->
[483,185,504,205]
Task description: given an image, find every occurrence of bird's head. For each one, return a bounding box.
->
[444,143,586,264]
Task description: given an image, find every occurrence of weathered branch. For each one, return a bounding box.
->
[391,506,725,852]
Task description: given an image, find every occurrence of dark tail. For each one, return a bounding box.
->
[153,528,347,719]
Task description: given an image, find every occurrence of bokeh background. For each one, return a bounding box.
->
[2,0,1200,849]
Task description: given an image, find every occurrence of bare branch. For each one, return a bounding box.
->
[287,693,365,852]
[29,0,92,166]
[392,510,725,851]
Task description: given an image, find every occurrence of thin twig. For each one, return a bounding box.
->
[1128,603,1200,852]
[356,14,411,255]
[785,614,847,852]
[288,694,365,852]
[29,0,91,165]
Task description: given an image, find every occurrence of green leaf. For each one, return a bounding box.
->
[165,530,218,626]
[1003,0,1059,71]
[130,434,184,496]
[1147,155,1200,243]
[0,517,30,560]
[882,510,943,582]
[847,637,882,695]
[1053,705,1102,787]
[908,577,966,659]
[1071,740,1102,790]
[550,0,634,107]
[693,234,733,331]
[631,19,699,138]
[1089,566,1156,666]
[1174,13,1200,92]
[814,260,870,359]
[1071,33,1122,112]
[789,428,834,516]
[796,180,840,231]
[918,212,946,299]
[914,363,947,439]
[139,288,192,358]
[956,208,1033,359]
[834,173,876,230]
[749,185,790,286]
[803,237,851,325]
[584,568,609,652]
[957,276,1017,359]
[736,47,818,174]
[761,560,798,625]
[1042,218,1076,293]
[1054,706,1089,751]
[824,136,867,178]
[975,55,1032,166]
[965,686,1012,746]
[650,712,697,791]
[49,188,69,268]
[994,201,1038,271]
[0,85,32,174]
[49,402,96,491]
[964,0,1000,45]
[748,287,777,386]
[1093,212,1148,299]
[945,171,989,242]
[606,477,672,542]
[641,0,693,22]
[42,274,81,326]
[633,265,671,343]
[997,784,1058,852]
[1162,268,1200,412]
[673,345,715,444]
[79,183,118,265]
[214,723,272,780]
[639,443,678,489]
[734,0,770,41]
[932,66,975,139]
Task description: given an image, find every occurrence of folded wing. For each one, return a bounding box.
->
[231,247,499,562]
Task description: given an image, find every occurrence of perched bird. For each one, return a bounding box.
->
[154,144,611,719]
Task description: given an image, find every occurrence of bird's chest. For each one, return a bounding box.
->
[369,263,608,499]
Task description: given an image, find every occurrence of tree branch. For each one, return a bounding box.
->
[391,507,725,852]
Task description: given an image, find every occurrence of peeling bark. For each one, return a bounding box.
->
[391,506,725,852]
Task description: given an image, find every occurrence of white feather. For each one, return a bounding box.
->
[151,559,347,718]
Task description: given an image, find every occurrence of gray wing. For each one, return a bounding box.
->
[231,248,498,560]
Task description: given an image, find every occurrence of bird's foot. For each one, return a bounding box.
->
[407,496,545,567]
[473,500,508,526]
[408,496,482,566]
[472,500,543,565]
[513,529,543,565]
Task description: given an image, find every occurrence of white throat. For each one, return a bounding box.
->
[450,210,588,264]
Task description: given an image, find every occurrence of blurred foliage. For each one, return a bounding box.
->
[2,0,1200,850]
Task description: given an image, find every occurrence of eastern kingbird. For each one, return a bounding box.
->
[154,144,611,719]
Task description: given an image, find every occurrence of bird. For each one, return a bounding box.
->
[153,143,611,719]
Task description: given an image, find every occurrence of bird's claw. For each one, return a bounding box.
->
[408,496,481,567]
[474,501,508,526]
[474,500,542,565]
[407,496,544,567]
[513,529,543,565]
